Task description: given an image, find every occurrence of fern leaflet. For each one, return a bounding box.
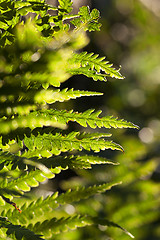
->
[69,51,124,80]
[22,131,123,157]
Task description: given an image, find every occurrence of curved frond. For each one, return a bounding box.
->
[3,182,120,225]
[69,51,124,80]
[45,108,138,129]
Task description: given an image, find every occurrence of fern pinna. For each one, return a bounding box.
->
[0,0,137,239]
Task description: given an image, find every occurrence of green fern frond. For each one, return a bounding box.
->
[27,154,117,171]
[0,217,44,240]
[0,1,18,47]
[34,88,103,104]
[27,215,134,238]
[41,154,118,170]
[69,51,124,80]
[3,182,120,225]
[22,131,123,157]
[0,106,137,145]
[0,151,117,174]
[29,215,90,236]
[2,193,59,224]
[21,109,137,130]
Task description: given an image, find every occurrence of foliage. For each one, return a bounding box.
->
[0,0,138,239]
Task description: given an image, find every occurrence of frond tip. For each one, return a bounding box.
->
[69,51,124,81]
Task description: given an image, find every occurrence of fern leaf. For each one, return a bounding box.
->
[0,151,117,174]
[0,217,44,240]
[0,1,18,47]
[4,182,120,225]
[34,88,103,104]
[23,131,123,157]
[2,193,59,224]
[28,215,90,236]
[69,51,124,80]
[40,154,119,170]
[21,109,138,130]
[0,108,137,135]
[0,150,118,177]
[27,215,134,238]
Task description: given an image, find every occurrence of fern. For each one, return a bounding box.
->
[27,215,133,238]
[22,131,123,157]
[2,182,120,225]
[34,88,103,104]
[0,109,138,135]
[0,0,138,239]
[69,52,124,80]
[0,151,117,173]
